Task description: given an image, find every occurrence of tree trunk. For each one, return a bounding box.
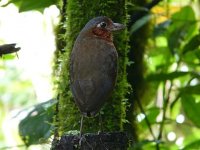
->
[52,132,129,150]
[124,0,151,141]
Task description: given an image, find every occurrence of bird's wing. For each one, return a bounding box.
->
[71,79,95,105]
[70,37,118,114]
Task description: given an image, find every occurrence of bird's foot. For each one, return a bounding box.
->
[78,134,86,146]
[97,130,104,135]
[78,134,93,149]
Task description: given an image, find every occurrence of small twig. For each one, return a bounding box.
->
[155,80,173,150]
[156,58,182,148]
[135,95,157,140]
[157,80,173,140]
[170,77,195,109]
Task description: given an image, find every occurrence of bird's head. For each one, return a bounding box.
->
[80,16,125,42]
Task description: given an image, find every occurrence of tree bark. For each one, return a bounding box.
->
[52,132,129,150]
[124,0,155,141]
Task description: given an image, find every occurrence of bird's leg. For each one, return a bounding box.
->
[98,112,104,134]
[80,115,84,137]
[78,116,93,149]
[79,115,85,146]
[78,115,93,149]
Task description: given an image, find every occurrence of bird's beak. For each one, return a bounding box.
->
[110,23,126,31]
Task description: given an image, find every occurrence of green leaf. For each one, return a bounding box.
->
[182,48,200,66]
[6,0,57,12]
[168,25,187,53]
[126,2,149,12]
[130,14,152,34]
[182,34,200,54]
[2,54,16,60]
[146,107,160,124]
[139,107,160,130]
[153,20,171,36]
[181,95,200,128]
[180,84,200,95]
[19,99,56,146]
[129,140,154,150]
[167,6,197,54]
[171,6,195,21]
[183,140,200,150]
[146,71,189,82]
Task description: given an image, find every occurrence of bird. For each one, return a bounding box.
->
[69,16,125,135]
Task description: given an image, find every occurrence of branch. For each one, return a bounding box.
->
[0,43,20,56]
[52,132,129,150]
[157,81,173,140]
[170,77,195,109]
[135,95,157,141]
[156,59,182,149]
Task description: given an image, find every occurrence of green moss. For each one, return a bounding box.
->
[53,0,130,134]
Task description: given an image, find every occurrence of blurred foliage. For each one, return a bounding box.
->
[1,0,200,150]
[0,56,36,147]
[132,1,200,149]
[130,14,153,34]
[3,0,58,12]
[19,99,56,146]
[0,62,35,107]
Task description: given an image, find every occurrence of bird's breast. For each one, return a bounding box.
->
[92,27,113,42]
[70,35,118,115]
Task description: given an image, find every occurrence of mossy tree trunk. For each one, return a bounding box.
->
[53,0,130,136]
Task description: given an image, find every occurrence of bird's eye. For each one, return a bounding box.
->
[97,22,107,28]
